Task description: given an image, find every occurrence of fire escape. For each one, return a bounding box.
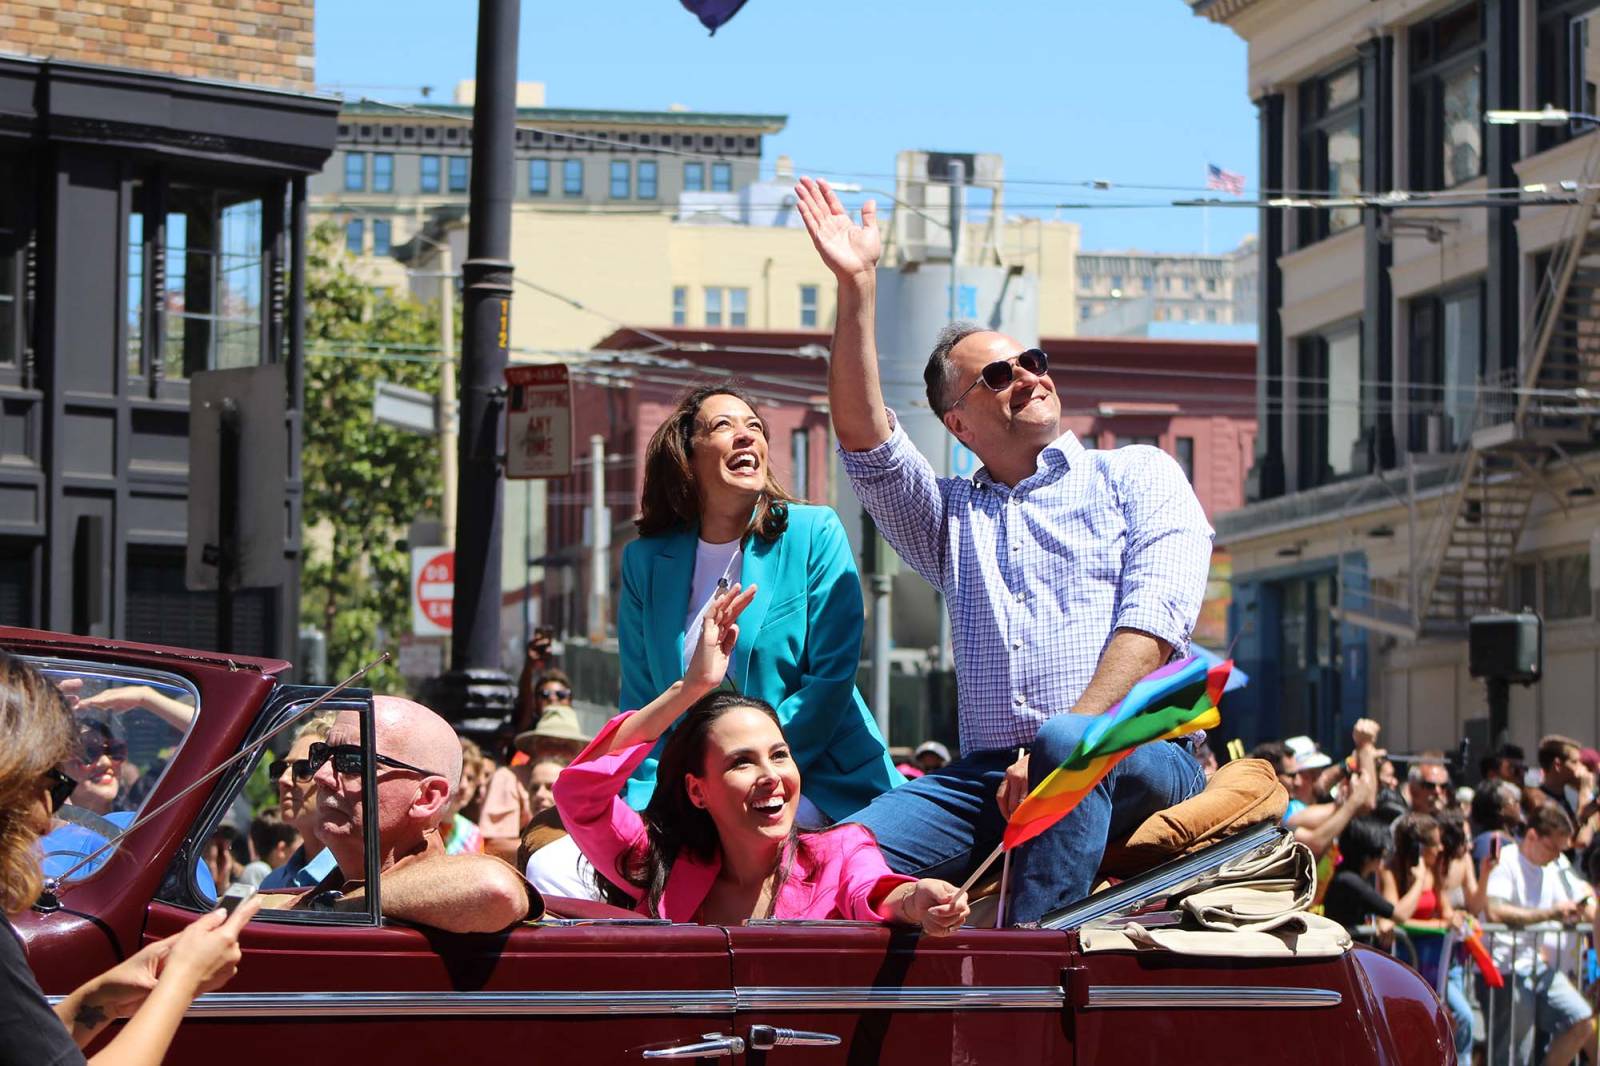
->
[1413,184,1600,629]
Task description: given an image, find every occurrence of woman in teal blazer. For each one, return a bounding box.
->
[617,384,901,823]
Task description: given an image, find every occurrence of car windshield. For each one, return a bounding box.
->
[34,660,201,885]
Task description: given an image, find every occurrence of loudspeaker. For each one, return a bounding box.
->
[1468,612,1542,684]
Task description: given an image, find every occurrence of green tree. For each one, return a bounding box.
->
[301,223,442,694]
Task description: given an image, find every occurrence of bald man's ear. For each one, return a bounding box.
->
[412,776,453,825]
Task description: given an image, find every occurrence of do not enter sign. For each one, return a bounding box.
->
[411,547,454,637]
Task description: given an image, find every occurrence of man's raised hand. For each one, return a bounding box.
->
[794,177,881,282]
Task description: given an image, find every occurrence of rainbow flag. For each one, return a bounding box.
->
[1001,656,1226,851]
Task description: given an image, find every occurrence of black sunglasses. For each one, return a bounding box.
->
[306,742,444,781]
[539,687,572,701]
[44,768,77,812]
[948,348,1049,411]
[269,757,315,784]
[79,737,128,763]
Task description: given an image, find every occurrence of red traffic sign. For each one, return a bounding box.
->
[412,547,454,637]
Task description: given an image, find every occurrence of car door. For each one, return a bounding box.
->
[147,905,737,1063]
[143,686,738,1063]
[727,923,1073,1065]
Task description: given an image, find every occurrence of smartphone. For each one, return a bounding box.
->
[220,881,256,915]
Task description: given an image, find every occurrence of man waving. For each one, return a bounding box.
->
[794,177,1214,923]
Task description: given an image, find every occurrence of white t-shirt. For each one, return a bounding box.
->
[1485,843,1591,974]
[525,832,602,902]
[681,537,743,671]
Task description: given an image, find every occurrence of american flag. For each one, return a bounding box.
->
[1206,163,1246,196]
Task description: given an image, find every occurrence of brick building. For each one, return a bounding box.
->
[0,3,335,659]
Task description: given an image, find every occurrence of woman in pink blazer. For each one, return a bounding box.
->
[555,585,969,932]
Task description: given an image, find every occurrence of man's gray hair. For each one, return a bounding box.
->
[924,320,987,418]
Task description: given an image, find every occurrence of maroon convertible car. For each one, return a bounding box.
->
[9,626,1453,1064]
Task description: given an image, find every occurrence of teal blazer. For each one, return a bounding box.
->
[617,503,901,822]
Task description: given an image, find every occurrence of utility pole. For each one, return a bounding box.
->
[863,513,893,743]
[588,434,610,643]
[431,0,518,732]
[437,239,457,548]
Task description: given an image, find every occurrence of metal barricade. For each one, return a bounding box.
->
[1471,921,1596,1066]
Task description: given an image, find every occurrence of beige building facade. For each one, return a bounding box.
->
[1191,0,1600,760]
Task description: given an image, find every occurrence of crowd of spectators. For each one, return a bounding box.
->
[1257,724,1600,1066]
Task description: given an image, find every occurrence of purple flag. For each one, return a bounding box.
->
[680,0,750,34]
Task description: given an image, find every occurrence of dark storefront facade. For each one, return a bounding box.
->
[0,57,336,660]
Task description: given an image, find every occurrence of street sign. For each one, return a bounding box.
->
[373,380,439,435]
[505,364,573,479]
[411,547,455,637]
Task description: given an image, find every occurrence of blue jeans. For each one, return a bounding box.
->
[1443,961,1473,1064]
[850,713,1205,925]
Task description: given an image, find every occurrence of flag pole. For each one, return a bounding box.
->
[959,840,1007,895]
[993,745,1024,927]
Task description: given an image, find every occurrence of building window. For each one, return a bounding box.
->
[1409,2,1484,191]
[705,287,723,327]
[1110,274,1123,292]
[420,156,441,193]
[711,162,732,192]
[799,284,818,328]
[637,161,658,199]
[343,152,366,192]
[372,154,394,193]
[672,286,687,326]
[1408,282,1485,451]
[1205,277,1218,293]
[529,158,550,196]
[1174,437,1196,483]
[345,218,364,255]
[1298,63,1362,243]
[563,159,583,196]
[1536,5,1600,152]
[125,182,147,376]
[791,428,811,498]
[1117,435,1158,448]
[1296,324,1361,487]
[1142,277,1154,292]
[165,186,266,378]
[1542,552,1594,620]
[684,162,705,191]
[729,288,748,327]
[447,156,469,193]
[371,219,392,257]
[610,161,631,199]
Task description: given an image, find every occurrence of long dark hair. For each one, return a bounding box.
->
[1391,812,1440,893]
[625,690,803,917]
[635,383,798,542]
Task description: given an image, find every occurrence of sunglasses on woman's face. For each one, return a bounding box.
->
[79,738,128,764]
[948,348,1050,411]
[306,742,443,781]
[44,768,78,812]
[269,757,315,784]
[539,687,572,702]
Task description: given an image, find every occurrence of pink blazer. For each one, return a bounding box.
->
[554,711,914,923]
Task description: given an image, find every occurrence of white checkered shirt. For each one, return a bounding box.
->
[840,412,1214,754]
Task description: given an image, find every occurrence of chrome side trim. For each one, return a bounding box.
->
[1084,985,1343,1010]
[48,985,1069,1016]
[736,986,1066,1011]
[51,990,735,1017]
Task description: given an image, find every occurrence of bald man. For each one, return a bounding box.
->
[270,695,540,933]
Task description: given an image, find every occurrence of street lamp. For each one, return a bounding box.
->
[1485,106,1600,127]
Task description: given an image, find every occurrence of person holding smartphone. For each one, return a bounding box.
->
[0,653,264,1066]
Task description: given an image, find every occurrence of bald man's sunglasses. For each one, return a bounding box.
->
[950,348,1049,410]
[306,742,444,780]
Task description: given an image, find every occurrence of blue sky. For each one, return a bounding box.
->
[315,1,1257,253]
